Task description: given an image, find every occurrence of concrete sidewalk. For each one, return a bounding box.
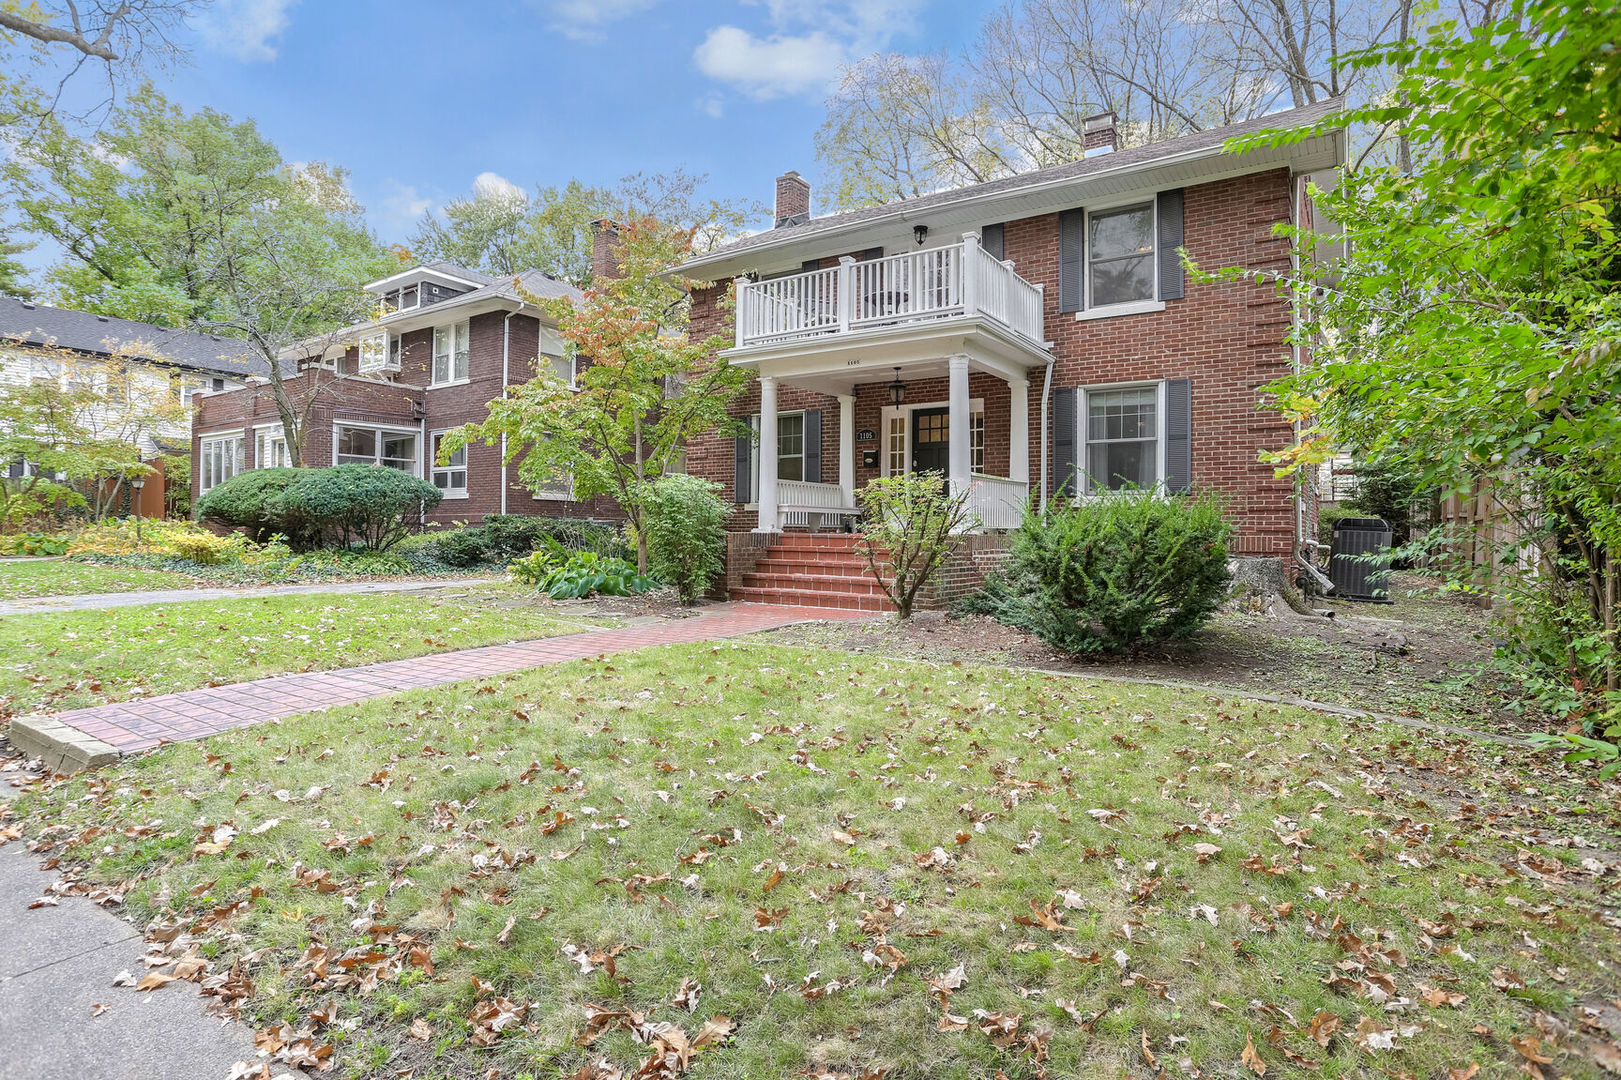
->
[12,603,869,771]
[0,844,294,1080]
[0,576,500,618]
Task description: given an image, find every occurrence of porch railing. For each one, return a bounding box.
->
[967,474,1027,531]
[735,235,1045,349]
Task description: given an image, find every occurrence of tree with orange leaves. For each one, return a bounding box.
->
[446,217,748,574]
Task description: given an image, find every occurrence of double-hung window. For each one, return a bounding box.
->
[335,425,417,472]
[544,350,574,388]
[774,413,805,482]
[256,424,290,469]
[432,321,470,385]
[199,434,243,494]
[1084,385,1160,492]
[429,430,467,498]
[1087,203,1156,308]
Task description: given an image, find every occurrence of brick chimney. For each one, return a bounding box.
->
[774,171,811,228]
[591,219,622,283]
[1083,112,1118,155]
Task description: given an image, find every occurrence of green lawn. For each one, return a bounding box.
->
[12,643,1618,1080]
[0,584,597,719]
[0,558,200,599]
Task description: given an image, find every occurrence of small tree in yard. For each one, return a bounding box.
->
[642,473,728,605]
[857,473,977,619]
[448,216,749,574]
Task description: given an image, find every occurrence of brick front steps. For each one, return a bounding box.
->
[732,534,897,613]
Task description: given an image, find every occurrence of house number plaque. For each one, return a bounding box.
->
[856,428,876,442]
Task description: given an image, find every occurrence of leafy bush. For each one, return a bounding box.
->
[641,474,726,605]
[422,526,493,567]
[856,473,976,619]
[69,518,255,562]
[196,466,441,552]
[3,532,71,556]
[530,550,654,599]
[508,547,562,586]
[483,514,626,562]
[967,493,1232,655]
[194,468,309,544]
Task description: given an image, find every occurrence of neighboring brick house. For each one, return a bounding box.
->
[189,260,622,526]
[678,99,1346,610]
[1,298,275,516]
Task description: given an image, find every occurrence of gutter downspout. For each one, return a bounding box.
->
[1038,355,1055,513]
[501,311,513,516]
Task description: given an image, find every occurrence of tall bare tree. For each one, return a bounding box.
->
[816,0,1436,210]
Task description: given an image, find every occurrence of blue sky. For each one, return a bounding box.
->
[146,0,997,246]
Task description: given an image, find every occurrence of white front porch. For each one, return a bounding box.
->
[748,349,1045,534]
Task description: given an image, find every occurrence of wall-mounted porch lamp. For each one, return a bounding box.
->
[889,367,905,407]
[913,223,929,246]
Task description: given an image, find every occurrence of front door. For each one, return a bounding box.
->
[912,408,950,474]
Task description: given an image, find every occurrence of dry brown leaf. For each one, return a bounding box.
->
[1242,1032,1267,1076]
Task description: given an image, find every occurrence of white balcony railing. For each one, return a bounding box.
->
[967,474,1028,531]
[734,234,1045,349]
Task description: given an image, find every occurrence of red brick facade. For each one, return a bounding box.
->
[685,167,1304,558]
[191,308,621,526]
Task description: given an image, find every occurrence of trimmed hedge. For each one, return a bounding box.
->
[195,465,442,552]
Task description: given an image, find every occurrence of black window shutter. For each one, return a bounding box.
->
[734,419,752,504]
[1058,209,1084,313]
[1157,189,1185,301]
[860,247,884,261]
[1165,378,1193,493]
[981,223,1004,261]
[803,409,822,483]
[1051,386,1079,497]
[801,259,821,272]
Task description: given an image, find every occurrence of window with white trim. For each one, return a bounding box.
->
[256,424,290,468]
[358,332,389,374]
[429,430,467,498]
[199,434,243,493]
[335,425,417,472]
[886,414,906,476]
[1084,385,1160,492]
[544,350,574,388]
[970,410,985,473]
[432,321,470,385]
[747,411,806,496]
[1087,203,1156,308]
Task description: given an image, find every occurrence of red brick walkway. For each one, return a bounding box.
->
[40,604,866,755]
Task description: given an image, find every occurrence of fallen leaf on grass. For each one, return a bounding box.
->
[409,1018,434,1042]
[1242,1032,1267,1075]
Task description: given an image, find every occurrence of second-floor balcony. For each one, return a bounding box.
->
[732,234,1046,352]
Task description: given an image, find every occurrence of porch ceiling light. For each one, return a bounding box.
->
[913,223,928,246]
[889,367,905,406]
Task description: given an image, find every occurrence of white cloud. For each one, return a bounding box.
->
[471,171,527,203]
[539,0,663,41]
[195,0,299,63]
[377,181,436,240]
[694,0,923,100]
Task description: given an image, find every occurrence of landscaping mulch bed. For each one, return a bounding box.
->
[758,574,1529,733]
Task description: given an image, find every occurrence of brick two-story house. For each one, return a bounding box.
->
[679,99,1346,610]
[190,257,622,525]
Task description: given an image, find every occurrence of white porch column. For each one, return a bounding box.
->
[1009,376,1030,485]
[838,393,855,507]
[755,376,780,532]
[948,355,971,497]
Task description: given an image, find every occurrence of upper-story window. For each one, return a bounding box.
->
[381,284,421,314]
[1087,203,1156,308]
[432,321,470,385]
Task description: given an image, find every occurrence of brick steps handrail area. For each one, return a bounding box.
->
[10,603,870,771]
[732,533,898,613]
